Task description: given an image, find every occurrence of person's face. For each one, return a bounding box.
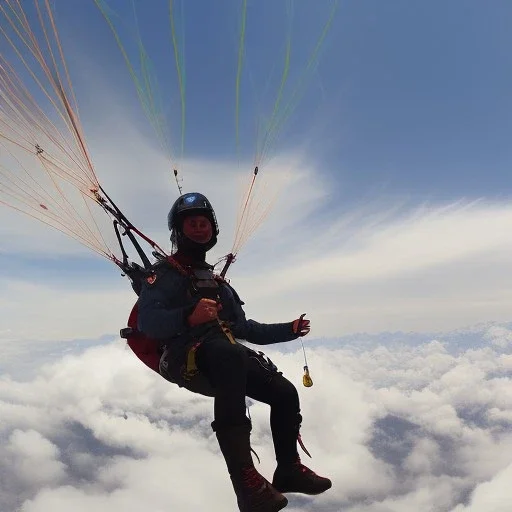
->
[182,215,213,244]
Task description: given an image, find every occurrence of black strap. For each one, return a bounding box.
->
[95,185,163,275]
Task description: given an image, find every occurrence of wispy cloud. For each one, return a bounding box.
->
[232,197,512,335]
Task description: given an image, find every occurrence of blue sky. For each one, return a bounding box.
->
[3,1,512,339]
[330,1,512,199]
[95,1,512,188]
[55,0,512,200]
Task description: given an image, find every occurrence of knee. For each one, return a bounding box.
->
[271,376,300,411]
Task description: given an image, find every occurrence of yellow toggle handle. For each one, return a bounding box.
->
[302,366,313,387]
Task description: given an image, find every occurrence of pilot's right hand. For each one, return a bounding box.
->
[187,298,221,327]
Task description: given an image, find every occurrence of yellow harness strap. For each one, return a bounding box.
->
[184,341,201,380]
[184,322,236,380]
[219,320,236,345]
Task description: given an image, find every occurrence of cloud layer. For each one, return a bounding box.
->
[1,324,511,512]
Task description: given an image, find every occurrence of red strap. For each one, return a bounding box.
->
[298,433,312,458]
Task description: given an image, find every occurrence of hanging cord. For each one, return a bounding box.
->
[296,313,313,388]
[301,338,313,388]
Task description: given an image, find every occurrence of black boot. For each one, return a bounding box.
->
[272,456,332,495]
[271,411,332,495]
[214,421,288,512]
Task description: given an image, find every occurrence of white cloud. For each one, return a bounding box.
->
[403,437,442,475]
[7,429,67,486]
[484,326,512,348]
[450,463,512,512]
[0,322,511,511]
[0,279,134,342]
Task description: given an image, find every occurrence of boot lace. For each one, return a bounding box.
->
[241,466,266,489]
[294,457,319,477]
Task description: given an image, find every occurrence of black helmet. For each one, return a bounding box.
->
[168,192,219,251]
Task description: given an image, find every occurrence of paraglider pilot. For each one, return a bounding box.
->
[136,192,331,512]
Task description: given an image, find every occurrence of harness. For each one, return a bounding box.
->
[120,255,237,379]
[179,261,237,380]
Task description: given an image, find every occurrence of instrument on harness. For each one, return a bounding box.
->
[188,265,238,345]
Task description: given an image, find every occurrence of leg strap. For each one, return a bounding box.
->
[183,341,202,380]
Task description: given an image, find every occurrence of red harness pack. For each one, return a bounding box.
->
[123,302,161,374]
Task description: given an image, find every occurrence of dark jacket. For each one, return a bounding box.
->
[137,258,299,348]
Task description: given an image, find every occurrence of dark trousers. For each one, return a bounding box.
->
[191,336,302,464]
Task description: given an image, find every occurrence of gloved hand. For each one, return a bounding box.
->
[292,313,311,337]
[187,298,222,327]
